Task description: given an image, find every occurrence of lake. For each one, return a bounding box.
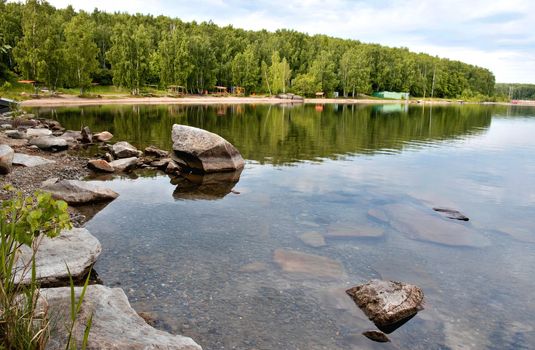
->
[32,103,535,349]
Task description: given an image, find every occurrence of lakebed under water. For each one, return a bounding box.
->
[32,103,535,349]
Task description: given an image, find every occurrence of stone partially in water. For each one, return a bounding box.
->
[88,159,115,173]
[362,330,390,343]
[15,228,101,285]
[171,124,244,173]
[42,179,119,205]
[0,144,14,174]
[145,145,169,158]
[326,224,384,238]
[25,128,52,138]
[39,285,202,350]
[13,153,55,167]
[28,136,68,151]
[94,131,113,142]
[298,231,326,247]
[81,126,93,143]
[433,207,469,221]
[112,141,142,158]
[110,157,139,172]
[346,279,424,331]
[381,203,489,247]
[273,249,345,278]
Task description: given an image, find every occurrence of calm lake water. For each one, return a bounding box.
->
[32,103,535,350]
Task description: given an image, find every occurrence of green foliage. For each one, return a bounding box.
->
[63,12,99,94]
[0,187,72,349]
[292,73,318,97]
[495,83,535,100]
[2,1,497,98]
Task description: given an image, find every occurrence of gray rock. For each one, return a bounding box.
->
[151,158,171,169]
[346,279,424,328]
[15,228,101,285]
[112,141,142,158]
[109,157,139,172]
[273,248,345,279]
[94,131,113,142]
[42,179,119,205]
[144,145,169,158]
[0,144,14,174]
[171,124,244,173]
[39,285,202,350]
[88,159,115,173]
[25,128,52,138]
[433,207,469,221]
[81,126,93,143]
[1,123,12,129]
[379,203,488,247]
[5,129,25,139]
[59,130,82,141]
[28,136,68,152]
[362,331,390,343]
[12,153,56,167]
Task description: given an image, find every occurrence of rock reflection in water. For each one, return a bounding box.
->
[171,169,242,200]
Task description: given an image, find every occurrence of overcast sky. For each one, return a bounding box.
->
[44,0,535,83]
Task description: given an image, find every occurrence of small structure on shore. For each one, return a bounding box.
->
[0,97,16,114]
[214,86,228,96]
[231,86,245,96]
[373,91,410,100]
[315,91,325,98]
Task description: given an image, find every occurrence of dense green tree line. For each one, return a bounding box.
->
[495,83,535,100]
[1,0,496,98]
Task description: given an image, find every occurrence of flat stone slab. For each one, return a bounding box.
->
[112,141,142,158]
[13,153,56,167]
[42,179,119,205]
[298,231,326,247]
[15,228,101,285]
[376,204,489,247]
[28,136,68,151]
[273,249,345,278]
[40,285,202,350]
[346,279,424,329]
[326,224,384,238]
[25,128,52,138]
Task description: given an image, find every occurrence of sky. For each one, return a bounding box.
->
[43,0,535,83]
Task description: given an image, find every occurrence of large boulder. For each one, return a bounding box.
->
[0,144,14,174]
[13,153,55,167]
[28,136,68,152]
[346,279,424,330]
[15,228,101,285]
[112,141,142,158]
[41,179,119,205]
[171,124,244,173]
[40,285,202,350]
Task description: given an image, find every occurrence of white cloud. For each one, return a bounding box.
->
[36,0,535,83]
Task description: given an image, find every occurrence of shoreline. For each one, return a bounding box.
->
[15,95,531,108]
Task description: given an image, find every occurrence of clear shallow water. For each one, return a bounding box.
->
[33,104,535,349]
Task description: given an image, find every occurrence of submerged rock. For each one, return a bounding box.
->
[433,207,469,221]
[326,224,384,238]
[109,156,139,172]
[378,203,488,247]
[362,330,390,343]
[171,124,244,173]
[94,131,114,142]
[112,141,142,158]
[0,144,14,174]
[298,231,326,247]
[42,179,119,205]
[273,249,345,279]
[12,153,55,167]
[28,136,68,151]
[40,285,202,350]
[15,228,101,285]
[88,159,115,173]
[346,279,424,330]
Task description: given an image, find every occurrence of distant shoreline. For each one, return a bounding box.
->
[16,95,534,108]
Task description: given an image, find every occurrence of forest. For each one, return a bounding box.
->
[495,83,535,101]
[0,0,497,98]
